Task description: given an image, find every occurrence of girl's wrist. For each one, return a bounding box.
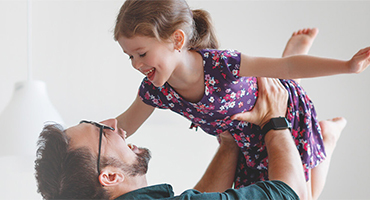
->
[346,60,355,74]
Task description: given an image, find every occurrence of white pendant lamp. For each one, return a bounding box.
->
[0,0,64,157]
[0,81,64,157]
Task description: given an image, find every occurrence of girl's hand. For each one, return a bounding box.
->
[349,47,370,74]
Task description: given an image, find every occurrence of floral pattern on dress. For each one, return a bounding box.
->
[138,49,325,187]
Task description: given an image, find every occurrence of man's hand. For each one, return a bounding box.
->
[231,77,288,128]
[230,78,307,199]
[219,130,238,149]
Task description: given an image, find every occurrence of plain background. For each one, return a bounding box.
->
[0,0,369,199]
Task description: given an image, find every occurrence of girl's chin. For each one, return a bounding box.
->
[150,80,165,87]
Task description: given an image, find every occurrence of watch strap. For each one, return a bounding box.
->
[261,117,291,135]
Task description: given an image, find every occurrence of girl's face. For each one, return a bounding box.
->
[118,35,178,87]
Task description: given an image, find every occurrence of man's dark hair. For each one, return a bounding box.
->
[34,124,109,199]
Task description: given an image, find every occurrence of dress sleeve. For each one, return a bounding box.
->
[138,78,169,109]
[220,49,242,79]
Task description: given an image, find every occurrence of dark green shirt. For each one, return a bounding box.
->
[116,180,299,200]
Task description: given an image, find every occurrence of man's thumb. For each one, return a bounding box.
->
[231,112,253,122]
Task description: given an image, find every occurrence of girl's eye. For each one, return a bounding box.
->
[139,53,146,57]
[129,55,133,60]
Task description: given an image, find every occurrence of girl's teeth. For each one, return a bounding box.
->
[145,68,154,75]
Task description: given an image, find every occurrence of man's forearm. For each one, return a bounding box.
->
[265,129,307,199]
[194,136,239,192]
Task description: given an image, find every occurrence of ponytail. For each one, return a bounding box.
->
[114,0,219,50]
[190,9,219,49]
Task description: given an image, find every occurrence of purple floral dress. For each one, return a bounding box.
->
[139,49,325,188]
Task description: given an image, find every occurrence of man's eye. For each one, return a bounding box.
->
[139,53,146,57]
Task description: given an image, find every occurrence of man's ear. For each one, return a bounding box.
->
[98,167,125,187]
[172,29,185,51]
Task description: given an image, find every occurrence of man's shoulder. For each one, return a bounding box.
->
[115,181,298,200]
[177,181,298,200]
[115,184,174,200]
[173,181,298,200]
[233,180,299,200]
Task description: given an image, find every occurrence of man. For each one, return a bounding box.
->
[35,78,343,199]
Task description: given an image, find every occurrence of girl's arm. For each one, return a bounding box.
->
[239,47,370,79]
[116,94,155,137]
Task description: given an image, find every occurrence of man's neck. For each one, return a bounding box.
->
[110,175,148,199]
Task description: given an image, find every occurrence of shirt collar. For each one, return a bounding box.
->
[115,184,174,200]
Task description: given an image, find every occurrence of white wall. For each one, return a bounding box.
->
[0,0,369,199]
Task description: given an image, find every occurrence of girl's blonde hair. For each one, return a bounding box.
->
[114,0,219,49]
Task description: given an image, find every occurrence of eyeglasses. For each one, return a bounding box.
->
[79,120,115,174]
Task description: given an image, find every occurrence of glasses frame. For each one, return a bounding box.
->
[79,120,115,174]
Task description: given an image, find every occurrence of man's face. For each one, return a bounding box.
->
[66,119,150,175]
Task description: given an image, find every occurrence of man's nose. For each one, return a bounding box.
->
[99,119,117,130]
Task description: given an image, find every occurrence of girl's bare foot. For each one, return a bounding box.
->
[282,28,319,57]
[319,117,347,153]
[282,28,319,84]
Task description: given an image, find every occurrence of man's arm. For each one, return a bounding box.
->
[232,77,308,199]
[194,78,290,193]
[193,130,239,193]
[193,77,307,199]
[264,129,307,199]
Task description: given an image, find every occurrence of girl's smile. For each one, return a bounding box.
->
[117,35,178,87]
[117,31,206,103]
[144,68,156,82]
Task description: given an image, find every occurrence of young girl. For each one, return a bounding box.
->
[113,0,370,197]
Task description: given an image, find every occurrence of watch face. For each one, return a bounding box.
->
[271,118,290,129]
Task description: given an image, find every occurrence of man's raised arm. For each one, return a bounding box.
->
[194,77,308,199]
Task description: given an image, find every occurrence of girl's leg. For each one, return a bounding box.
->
[310,117,347,200]
[306,171,313,200]
[282,28,319,84]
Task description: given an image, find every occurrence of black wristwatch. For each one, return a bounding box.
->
[261,117,291,135]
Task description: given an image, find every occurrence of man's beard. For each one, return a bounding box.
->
[101,147,151,176]
[122,147,151,176]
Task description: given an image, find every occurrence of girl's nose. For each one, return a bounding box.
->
[99,118,117,130]
[132,59,142,71]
